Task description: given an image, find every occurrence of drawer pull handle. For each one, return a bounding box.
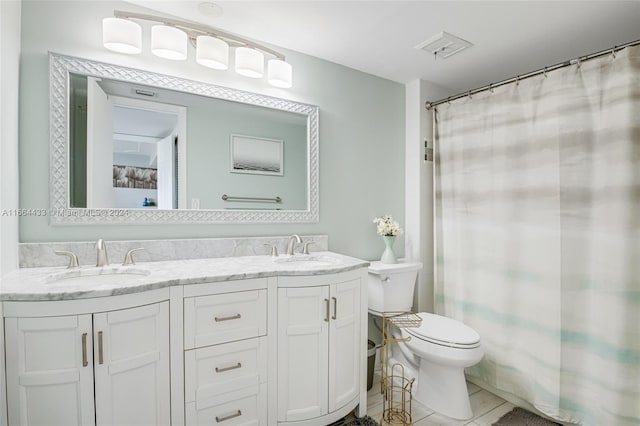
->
[81,333,88,367]
[98,331,104,365]
[324,298,330,322]
[332,297,337,320]
[216,410,242,423]
[214,314,242,322]
[215,362,242,373]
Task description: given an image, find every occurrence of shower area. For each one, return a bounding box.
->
[430,43,640,425]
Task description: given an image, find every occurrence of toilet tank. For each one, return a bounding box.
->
[368,261,423,314]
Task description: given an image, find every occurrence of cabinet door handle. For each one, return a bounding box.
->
[98,331,104,365]
[324,298,330,322]
[215,362,242,373]
[215,410,242,422]
[332,297,337,320]
[214,313,241,322]
[81,333,88,367]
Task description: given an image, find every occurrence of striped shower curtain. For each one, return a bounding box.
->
[434,45,639,425]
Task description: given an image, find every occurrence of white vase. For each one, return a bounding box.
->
[380,235,397,264]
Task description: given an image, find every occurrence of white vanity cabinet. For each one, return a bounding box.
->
[276,270,364,425]
[1,254,369,426]
[3,293,170,426]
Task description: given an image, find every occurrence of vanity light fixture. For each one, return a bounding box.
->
[102,10,293,88]
[102,17,142,54]
[235,46,264,78]
[151,25,188,60]
[268,58,293,88]
[196,35,229,70]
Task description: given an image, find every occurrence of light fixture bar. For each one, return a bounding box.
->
[112,10,285,61]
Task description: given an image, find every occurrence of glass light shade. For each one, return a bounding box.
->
[267,59,293,88]
[102,18,142,54]
[235,47,264,78]
[196,36,229,70]
[151,25,188,60]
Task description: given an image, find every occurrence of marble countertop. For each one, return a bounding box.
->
[0,252,369,301]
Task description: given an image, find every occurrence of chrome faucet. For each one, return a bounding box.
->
[286,234,302,256]
[96,239,109,267]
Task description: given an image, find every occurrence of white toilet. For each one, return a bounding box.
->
[368,260,484,420]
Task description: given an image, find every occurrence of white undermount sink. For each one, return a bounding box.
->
[46,267,151,285]
[272,255,343,267]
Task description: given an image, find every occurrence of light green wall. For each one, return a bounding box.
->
[18,0,405,260]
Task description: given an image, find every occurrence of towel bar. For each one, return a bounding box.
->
[221,194,282,203]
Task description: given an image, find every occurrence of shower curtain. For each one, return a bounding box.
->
[434,45,639,425]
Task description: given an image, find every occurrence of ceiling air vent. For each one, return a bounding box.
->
[414,31,473,59]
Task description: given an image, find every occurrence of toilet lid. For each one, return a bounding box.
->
[403,312,480,348]
[368,260,423,275]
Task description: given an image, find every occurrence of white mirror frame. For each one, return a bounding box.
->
[49,53,319,224]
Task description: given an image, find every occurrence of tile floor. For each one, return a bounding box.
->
[365,371,515,426]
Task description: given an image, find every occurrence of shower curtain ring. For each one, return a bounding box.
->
[489,84,494,93]
[468,90,472,99]
[611,47,617,59]
[543,67,548,78]
[515,75,520,86]
[447,97,451,105]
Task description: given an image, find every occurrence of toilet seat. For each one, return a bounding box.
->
[403,312,480,349]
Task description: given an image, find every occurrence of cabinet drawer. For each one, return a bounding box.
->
[185,383,267,426]
[184,290,267,349]
[185,336,267,403]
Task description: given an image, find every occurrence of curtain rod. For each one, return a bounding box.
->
[425,38,640,110]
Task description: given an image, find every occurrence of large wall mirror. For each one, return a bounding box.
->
[50,53,319,224]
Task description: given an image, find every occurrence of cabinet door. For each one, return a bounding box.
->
[329,279,361,412]
[277,286,329,422]
[5,315,95,426]
[93,302,170,426]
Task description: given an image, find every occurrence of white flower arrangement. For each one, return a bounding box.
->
[373,214,402,237]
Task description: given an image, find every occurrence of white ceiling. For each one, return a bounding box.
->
[126,1,640,93]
